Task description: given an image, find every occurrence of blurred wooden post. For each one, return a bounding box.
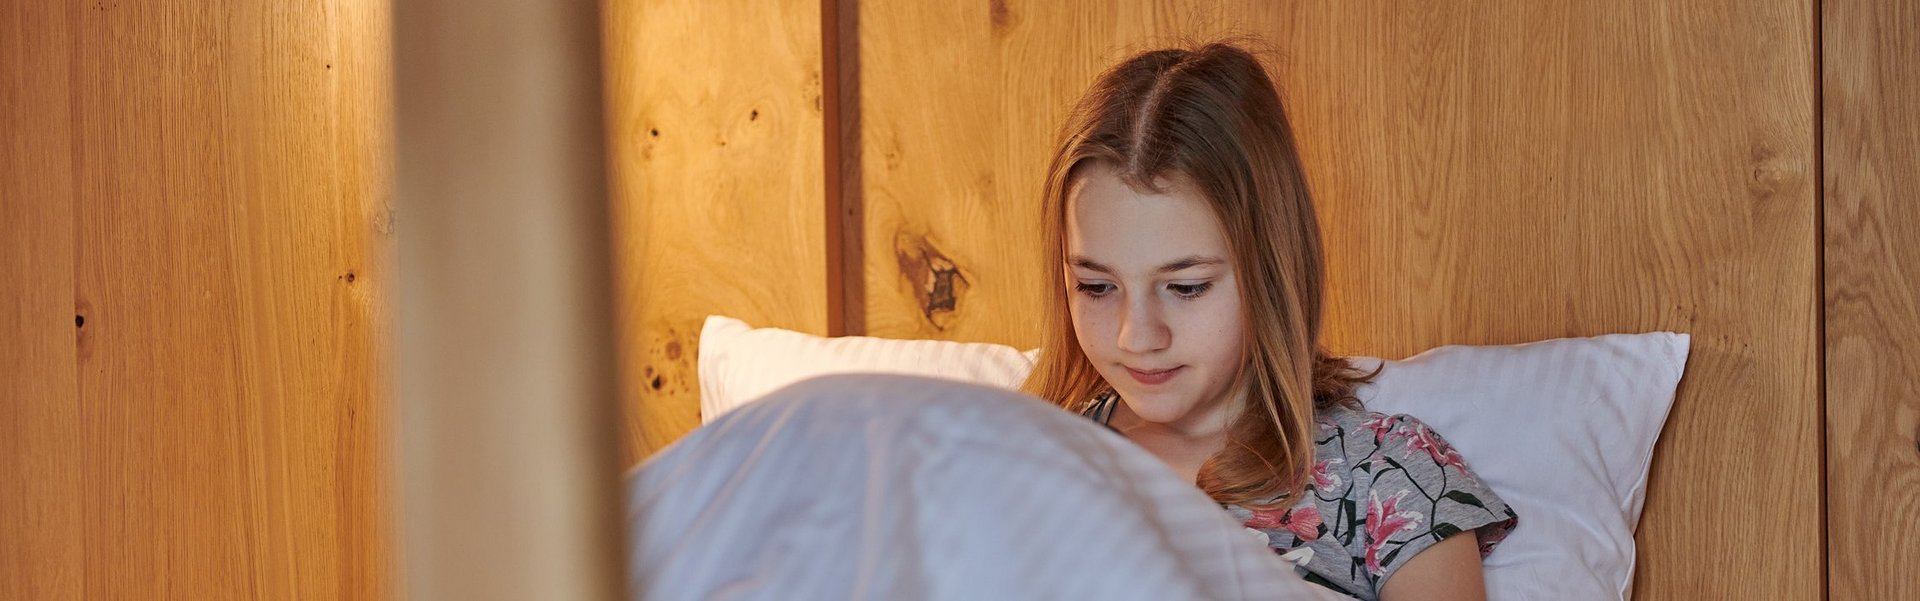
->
[393,0,626,599]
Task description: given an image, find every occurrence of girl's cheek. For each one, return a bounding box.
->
[1067,306,1099,342]
[1076,312,1121,352]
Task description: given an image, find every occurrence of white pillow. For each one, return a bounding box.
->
[1350,334,1689,600]
[697,315,1036,423]
[695,314,1688,601]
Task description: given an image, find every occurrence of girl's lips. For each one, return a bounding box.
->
[1125,365,1183,385]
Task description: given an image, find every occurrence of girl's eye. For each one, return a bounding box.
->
[1074,282,1114,298]
[1169,282,1212,300]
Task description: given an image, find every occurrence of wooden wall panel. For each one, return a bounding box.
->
[858,2,1818,599]
[1280,5,1819,600]
[1825,0,1920,598]
[607,0,830,460]
[0,3,82,599]
[0,1,395,599]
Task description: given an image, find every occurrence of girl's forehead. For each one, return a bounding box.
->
[1066,167,1230,270]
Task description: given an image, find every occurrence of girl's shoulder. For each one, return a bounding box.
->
[1311,404,1481,493]
[1239,403,1521,599]
[1300,404,1518,595]
[1312,402,1425,446]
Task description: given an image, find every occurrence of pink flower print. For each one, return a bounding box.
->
[1243,506,1324,543]
[1359,414,1398,442]
[1395,421,1466,470]
[1243,507,1288,529]
[1281,505,1323,542]
[1363,490,1424,575]
[1311,457,1345,491]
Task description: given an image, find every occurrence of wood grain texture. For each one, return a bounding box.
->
[1282,5,1818,599]
[1824,0,1920,598]
[1,3,82,599]
[1,1,395,599]
[826,0,865,337]
[606,0,829,460]
[857,1,1818,599]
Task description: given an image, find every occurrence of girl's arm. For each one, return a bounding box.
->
[1378,532,1487,601]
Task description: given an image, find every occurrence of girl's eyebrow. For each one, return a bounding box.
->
[1155,255,1226,273]
[1069,254,1224,274]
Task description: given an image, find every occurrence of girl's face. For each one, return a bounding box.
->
[1065,164,1247,435]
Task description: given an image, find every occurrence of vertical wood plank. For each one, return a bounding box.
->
[1824,0,1920,598]
[857,2,1819,599]
[825,0,865,337]
[0,3,81,599]
[1275,5,1820,599]
[607,0,829,460]
[857,0,1108,346]
[2,0,396,598]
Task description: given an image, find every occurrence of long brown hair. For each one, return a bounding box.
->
[1022,42,1379,509]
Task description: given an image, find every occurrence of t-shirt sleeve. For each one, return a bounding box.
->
[1351,414,1518,595]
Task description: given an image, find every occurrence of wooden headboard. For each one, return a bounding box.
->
[607,1,1920,599]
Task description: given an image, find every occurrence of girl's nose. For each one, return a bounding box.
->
[1116,299,1171,354]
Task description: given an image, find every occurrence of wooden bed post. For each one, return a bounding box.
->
[393,0,627,599]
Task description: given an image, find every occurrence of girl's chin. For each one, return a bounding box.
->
[1116,393,1195,424]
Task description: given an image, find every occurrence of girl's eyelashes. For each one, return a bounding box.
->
[1074,282,1115,298]
[1073,281,1213,300]
[1168,282,1212,300]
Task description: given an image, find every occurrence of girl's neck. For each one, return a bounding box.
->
[1109,399,1229,484]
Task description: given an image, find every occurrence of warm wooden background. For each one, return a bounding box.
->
[617,0,1909,600]
[1824,0,1920,599]
[1,1,394,599]
[606,0,833,464]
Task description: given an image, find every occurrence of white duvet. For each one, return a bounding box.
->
[625,374,1344,601]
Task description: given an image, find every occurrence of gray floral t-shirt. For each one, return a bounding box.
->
[1082,392,1518,600]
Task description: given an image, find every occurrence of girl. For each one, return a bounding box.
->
[1022,42,1519,601]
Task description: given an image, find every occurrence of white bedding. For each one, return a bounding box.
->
[625,374,1344,601]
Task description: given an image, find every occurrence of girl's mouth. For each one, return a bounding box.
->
[1125,365,1183,385]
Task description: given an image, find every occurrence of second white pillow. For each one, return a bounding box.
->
[697,315,1036,423]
